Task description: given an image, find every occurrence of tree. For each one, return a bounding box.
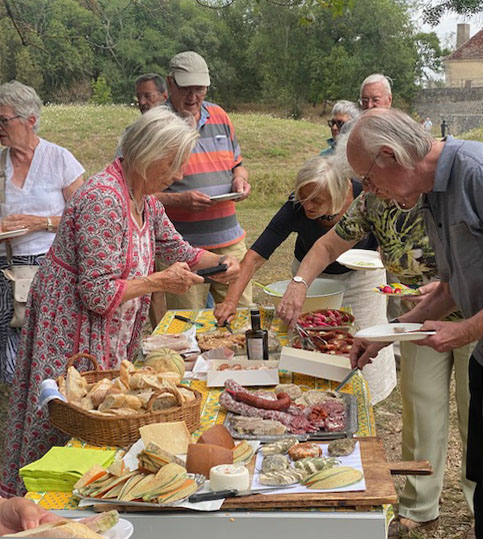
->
[90,75,112,104]
[423,0,483,25]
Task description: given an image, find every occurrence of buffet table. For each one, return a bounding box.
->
[28,309,395,538]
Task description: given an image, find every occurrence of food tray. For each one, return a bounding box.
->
[206,359,280,387]
[223,393,358,442]
[73,473,205,509]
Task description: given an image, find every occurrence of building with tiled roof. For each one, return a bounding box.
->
[444,24,483,88]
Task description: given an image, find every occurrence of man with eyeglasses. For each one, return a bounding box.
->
[359,73,392,110]
[156,51,252,310]
[134,73,168,114]
[347,108,483,539]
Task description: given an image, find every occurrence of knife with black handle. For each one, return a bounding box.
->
[188,485,294,503]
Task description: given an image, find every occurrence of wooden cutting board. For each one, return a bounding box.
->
[92,437,431,513]
[221,437,398,510]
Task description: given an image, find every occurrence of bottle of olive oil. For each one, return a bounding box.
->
[245,306,269,360]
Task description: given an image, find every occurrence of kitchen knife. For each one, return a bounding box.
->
[188,485,296,503]
[219,320,234,334]
[335,367,359,391]
[174,314,203,327]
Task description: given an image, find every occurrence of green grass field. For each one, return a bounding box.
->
[39,105,327,207]
[38,104,329,298]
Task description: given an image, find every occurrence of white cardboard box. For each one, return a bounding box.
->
[279,346,351,382]
[206,359,280,387]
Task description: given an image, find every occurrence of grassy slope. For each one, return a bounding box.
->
[38,105,326,302]
[2,106,481,536]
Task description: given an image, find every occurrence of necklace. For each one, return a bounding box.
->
[393,195,422,213]
[127,185,144,215]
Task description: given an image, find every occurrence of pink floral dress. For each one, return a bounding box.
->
[0,159,204,497]
[109,216,151,362]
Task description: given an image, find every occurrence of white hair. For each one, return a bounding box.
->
[352,109,434,169]
[332,130,356,178]
[331,100,360,121]
[121,107,198,180]
[0,80,42,132]
[359,74,392,97]
[294,156,350,214]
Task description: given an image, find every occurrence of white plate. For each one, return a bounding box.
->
[75,518,133,539]
[102,519,134,539]
[0,229,28,240]
[336,249,384,270]
[209,193,242,202]
[355,323,435,342]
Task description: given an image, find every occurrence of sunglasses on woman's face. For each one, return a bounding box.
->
[327,119,345,129]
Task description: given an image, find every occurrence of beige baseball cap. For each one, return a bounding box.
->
[169,51,210,87]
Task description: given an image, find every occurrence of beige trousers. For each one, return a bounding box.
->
[165,239,253,310]
[399,339,475,521]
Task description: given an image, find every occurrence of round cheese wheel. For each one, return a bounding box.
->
[209,464,249,492]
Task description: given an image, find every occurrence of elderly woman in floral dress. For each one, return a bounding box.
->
[0,107,240,497]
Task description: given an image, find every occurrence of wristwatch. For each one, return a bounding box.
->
[46,217,54,232]
[292,276,309,288]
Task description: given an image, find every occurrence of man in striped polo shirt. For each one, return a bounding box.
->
[157,51,252,310]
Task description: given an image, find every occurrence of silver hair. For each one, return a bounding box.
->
[353,109,434,169]
[331,100,361,121]
[294,156,350,214]
[0,80,42,132]
[121,107,198,180]
[359,73,392,97]
[332,130,356,179]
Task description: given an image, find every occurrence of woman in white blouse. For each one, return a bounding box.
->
[0,80,84,382]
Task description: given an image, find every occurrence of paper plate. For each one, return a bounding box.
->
[0,229,28,240]
[336,249,384,270]
[355,323,435,342]
[373,289,421,297]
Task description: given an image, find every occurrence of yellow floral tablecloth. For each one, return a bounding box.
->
[28,308,377,511]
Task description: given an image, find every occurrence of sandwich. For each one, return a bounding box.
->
[4,510,119,538]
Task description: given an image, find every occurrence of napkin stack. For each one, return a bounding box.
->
[20,446,116,492]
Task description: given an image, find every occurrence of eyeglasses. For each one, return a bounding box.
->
[0,115,20,126]
[327,119,345,129]
[134,92,162,102]
[172,79,207,97]
[356,152,380,188]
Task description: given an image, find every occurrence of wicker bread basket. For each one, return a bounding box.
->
[48,353,202,447]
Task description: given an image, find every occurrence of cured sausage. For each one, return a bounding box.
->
[219,388,318,434]
[226,389,292,411]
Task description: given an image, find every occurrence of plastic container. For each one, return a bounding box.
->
[262,278,346,312]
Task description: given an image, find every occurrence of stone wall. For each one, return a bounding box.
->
[413,87,483,134]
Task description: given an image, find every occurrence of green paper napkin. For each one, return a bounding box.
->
[20,446,115,492]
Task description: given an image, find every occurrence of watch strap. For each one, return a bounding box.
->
[292,276,308,288]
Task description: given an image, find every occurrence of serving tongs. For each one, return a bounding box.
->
[305,324,353,332]
[294,324,324,350]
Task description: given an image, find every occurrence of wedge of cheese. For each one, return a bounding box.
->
[139,421,192,454]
